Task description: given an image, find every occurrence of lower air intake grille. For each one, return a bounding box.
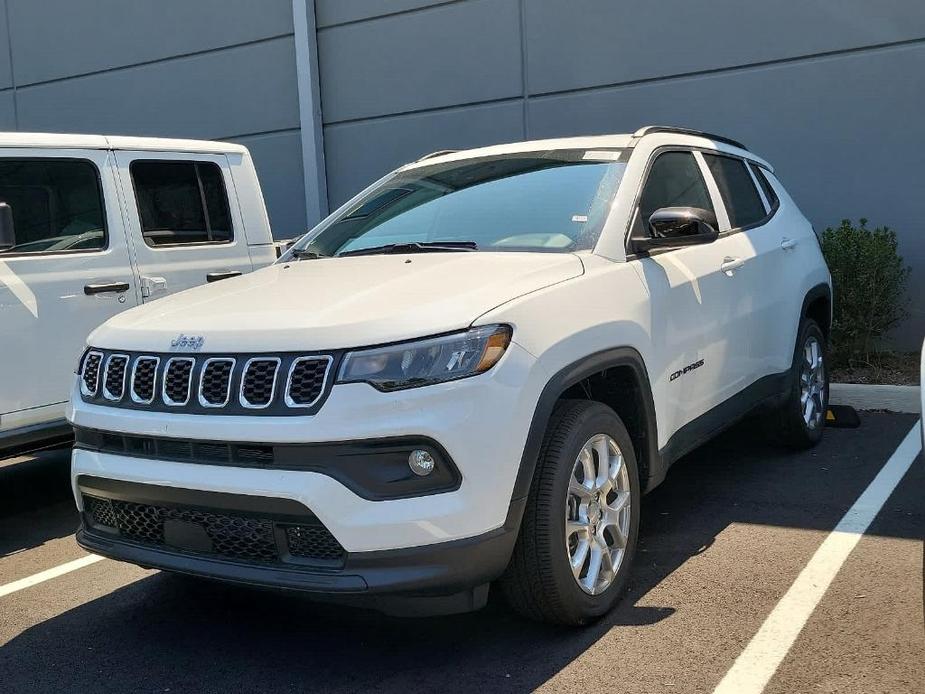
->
[85,495,118,529]
[285,525,346,562]
[83,495,345,566]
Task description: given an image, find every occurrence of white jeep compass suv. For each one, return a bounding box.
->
[68,126,832,625]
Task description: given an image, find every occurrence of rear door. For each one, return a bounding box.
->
[701,153,784,379]
[113,151,253,301]
[0,149,139,428]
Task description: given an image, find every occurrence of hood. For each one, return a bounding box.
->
[91,252,584,352]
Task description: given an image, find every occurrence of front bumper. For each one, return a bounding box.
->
[68,341,545,605]
[75,475,522,614]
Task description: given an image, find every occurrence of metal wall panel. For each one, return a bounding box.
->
[0,90,14,128]
[318,0,522,123]
[7,0,293,86]
[15,38,300,141]
[228,129,308,240]
[0,1,11,90]
[323,100,523,206]
[316,0,456,28]
[525,0,925,95]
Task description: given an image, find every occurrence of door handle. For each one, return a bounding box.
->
[781,237,798,251]
[140,276,168,298]
[206,270,243,283]
[720,257,745,276]
[84,281,130,295]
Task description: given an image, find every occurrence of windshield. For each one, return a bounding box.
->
[294,149,627,256]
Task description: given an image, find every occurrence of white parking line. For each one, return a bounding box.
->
[713,420,922,694]
[0,554,105,598]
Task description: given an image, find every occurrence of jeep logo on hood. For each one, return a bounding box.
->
[170,334,205,352]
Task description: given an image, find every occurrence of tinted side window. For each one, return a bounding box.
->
[0,159,106,255]
[703,154,766,228]
[131,161,232,247]
[749,163,779,209]
[638,151,714,229]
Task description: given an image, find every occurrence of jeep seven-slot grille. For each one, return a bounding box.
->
[81,352,102,395]
[286,357,331,406]
[80,350,335,415]
[200,359,234,406]
[241,359,279,407]
[163,358,194,405]
[131,357,158,403]
[83,495,345,566]
[103,355,128,400]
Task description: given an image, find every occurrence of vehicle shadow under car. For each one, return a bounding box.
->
[1,413,920,693]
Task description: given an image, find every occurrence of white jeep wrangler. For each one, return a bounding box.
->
[68,126,831,624]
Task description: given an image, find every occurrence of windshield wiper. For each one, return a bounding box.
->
[338,241,479,257]
[290,248,328,260]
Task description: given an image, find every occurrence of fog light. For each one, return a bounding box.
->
[408,449,435,476]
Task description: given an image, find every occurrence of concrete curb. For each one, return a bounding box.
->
[830,383,921,414]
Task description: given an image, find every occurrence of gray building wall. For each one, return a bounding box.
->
[1,1,923,346]
[316,0,925,348]
[0,0,308,238]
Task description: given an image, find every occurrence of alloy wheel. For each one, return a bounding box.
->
[800,335,826,430]
[565,434,632,595]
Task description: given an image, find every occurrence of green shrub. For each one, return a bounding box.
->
[820,218,910,366]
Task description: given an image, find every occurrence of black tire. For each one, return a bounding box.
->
[500,400,641,626]
[766,318,829,449]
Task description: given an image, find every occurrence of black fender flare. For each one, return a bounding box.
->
[800,283,833,333]
[509,346,661,514]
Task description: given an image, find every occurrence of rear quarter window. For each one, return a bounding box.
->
[703,154,767,229]
[749,162,780,210]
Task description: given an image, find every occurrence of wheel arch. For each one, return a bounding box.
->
[801,283,832,342]
[511,347,662,516]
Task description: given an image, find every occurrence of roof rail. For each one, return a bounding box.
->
[631,126,748,151]
[417,149,458,161]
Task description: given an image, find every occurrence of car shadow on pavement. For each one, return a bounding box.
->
[1,414,920,692]
[0,447,76,558]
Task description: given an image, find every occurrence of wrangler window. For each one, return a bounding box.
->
[131,161,232,247]
[0,159,106,255]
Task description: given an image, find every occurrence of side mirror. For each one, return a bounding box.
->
[0,203,15,251]
[634,207,718,252]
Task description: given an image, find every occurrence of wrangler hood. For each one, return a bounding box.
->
[90,252,584,352]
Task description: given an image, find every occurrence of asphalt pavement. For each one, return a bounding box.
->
[1,413,922,693]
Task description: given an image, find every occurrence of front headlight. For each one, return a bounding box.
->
[337,325,512,391]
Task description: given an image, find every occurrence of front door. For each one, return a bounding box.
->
[630,149,754,437]
[0,149,139,428]
[112,151,253,301]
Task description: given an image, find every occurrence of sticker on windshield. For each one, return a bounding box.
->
[571,215,589,223]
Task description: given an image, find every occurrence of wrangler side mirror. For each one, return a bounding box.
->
[633,207,718,253]
[0,203,15,252]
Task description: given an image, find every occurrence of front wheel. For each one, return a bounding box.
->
[500,400,640,625]
[766,318,829,448]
